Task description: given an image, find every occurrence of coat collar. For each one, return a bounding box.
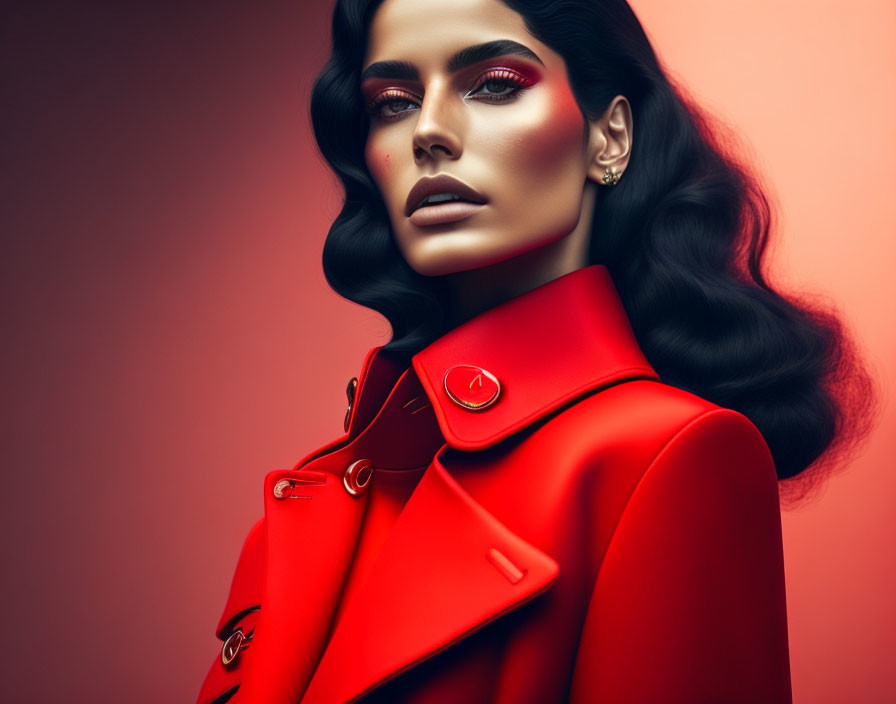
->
[411,264,659,450]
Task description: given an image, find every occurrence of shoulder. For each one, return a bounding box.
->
[539,377,759,456]
[566,392,791,704]
[558,377,721,431]
[533,378,776,496]
[584,380,779,512]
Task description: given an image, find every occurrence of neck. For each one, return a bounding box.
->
[442,181,597,328]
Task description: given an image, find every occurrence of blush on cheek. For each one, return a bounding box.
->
[485,86,586,188]
[524,89,584,167]
[364,141,391,183]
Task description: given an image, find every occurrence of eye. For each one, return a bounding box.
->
[466,68,533,102]
[365,68,535,122]
[366,89,420,121]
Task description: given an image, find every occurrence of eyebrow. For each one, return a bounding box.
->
[360,39,544,83]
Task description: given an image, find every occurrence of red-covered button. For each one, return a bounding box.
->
[443,365,501,411]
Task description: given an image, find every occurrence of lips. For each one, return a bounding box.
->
[408,201,487,227]
[405,174,488,217]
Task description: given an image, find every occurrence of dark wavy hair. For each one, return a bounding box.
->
[310,0,879,503]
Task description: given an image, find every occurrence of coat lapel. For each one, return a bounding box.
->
[299,448,560,704]
[236,467,369,704]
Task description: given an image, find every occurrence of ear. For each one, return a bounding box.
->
[585,95,633,185]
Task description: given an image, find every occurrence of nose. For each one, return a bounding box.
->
[412,83,462,162]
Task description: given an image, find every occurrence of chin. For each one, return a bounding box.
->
[402,246,522,278]
[406,258,473,278]
[396,223,566,278]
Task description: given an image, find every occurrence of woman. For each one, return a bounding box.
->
[197,0,876,702]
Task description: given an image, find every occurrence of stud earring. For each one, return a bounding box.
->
[602,166,622,186]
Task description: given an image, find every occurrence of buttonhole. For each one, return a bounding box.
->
[486,547,526,584]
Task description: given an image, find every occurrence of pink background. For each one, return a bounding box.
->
[1,1,893,702]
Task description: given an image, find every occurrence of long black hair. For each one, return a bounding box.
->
[310,0,879,503]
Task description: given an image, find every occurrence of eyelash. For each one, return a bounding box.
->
[366,68,533,121]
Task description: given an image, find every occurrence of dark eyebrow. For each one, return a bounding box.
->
[447,39,543,72]
[360,39,543,83]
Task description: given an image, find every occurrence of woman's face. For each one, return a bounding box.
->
[361,0,602,277]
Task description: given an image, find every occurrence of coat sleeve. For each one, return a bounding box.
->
[196,517,265,704]
[568,409,793,704]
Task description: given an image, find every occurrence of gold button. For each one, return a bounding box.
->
[443,365,501,411]
[221,628,246,667]
[272,478,293,500]
[344,376,358,432]
[343,458,373,497]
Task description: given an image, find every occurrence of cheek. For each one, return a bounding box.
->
[364,136,394,193]
[483,84,586,196]
[527,90,583,167]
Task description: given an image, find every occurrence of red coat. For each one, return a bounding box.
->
[197,265,792,703]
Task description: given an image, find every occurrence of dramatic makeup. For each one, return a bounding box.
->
[361,0,598,279]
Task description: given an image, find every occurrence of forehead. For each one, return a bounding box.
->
[364,0,551,70]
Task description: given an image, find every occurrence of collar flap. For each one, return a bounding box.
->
[412,265,659,451]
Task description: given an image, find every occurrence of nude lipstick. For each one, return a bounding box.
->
[405,174,488,227]
[408,201,487,227]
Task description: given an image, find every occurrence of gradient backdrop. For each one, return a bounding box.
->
[1,1,893,702]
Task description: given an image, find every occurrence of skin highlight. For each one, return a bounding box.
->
[362,0,633,326]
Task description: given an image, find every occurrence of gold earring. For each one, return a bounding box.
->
[602,166,621,186]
